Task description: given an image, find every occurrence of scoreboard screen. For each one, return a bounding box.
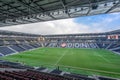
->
[107,35,119,39]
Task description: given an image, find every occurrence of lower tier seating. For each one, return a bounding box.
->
[10,45,26,52]
[0,43,42,56]
[0,70,72,80]
[0,46,15,55]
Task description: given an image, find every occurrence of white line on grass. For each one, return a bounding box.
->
[54,49,68,65]
[94,51,110,63]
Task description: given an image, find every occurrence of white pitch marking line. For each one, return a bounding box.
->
[54,49,68,65]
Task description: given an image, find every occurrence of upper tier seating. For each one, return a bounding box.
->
[0,40,4,46]
[7,40,17,44]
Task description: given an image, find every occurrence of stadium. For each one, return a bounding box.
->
[0,0,120,80]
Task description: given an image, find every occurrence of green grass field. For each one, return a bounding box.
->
[1,48,120,78]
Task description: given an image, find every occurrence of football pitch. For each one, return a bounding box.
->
[1,48,120,78]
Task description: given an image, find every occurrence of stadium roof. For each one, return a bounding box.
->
[0,0,120,27]
[0,30,40,36]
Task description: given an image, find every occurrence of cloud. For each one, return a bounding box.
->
[0,12,120,35]
[90,13,120,32]
[0,19,99,35]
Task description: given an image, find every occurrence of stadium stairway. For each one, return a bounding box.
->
[109,47,120,51]
[0,53,4,56]
[0,46,15,56]
[10,45,26,52]
[8,46,18,53]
